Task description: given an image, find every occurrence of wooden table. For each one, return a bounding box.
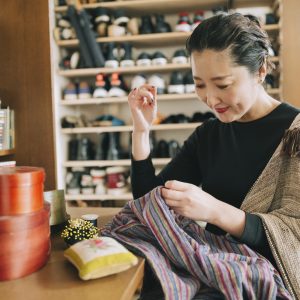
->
[0,207,145,300]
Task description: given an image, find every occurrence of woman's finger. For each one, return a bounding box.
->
[161,187,183,201]
[164,198,182,208]
[164,180,190,191]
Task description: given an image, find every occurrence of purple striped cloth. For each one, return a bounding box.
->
[100,187,292,300]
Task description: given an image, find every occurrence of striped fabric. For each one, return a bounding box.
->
[101,187,292,300]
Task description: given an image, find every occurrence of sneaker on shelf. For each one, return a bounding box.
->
[78,81,92,99]
[108,73,128,97]
[131,74,147,90]
[168,140,181,158]
[175,12,192,32]
[60,27,74,40]
[151,51,168,66]
[66,168,84,195]
[68,138,79,160]
[106,132,121,160]
[265,13,277,25]
[192,10,205,30]
[95,133,109,160]
[172,49,188,64]
[81,174,94,195]
[77,137,95,160]
[127,17,139,35]
[148,74,166,94]
[104,42,119,68]
[93,7,111,37]
[139,15,154,34]
[108,24,126,37]
[168,71,185,94]
[136,52,152,66]
[120,42,135,67]
[70,51,80,69]
[63,82,77,100]
[61,115,78,128]
[90,169,107,195]
[60,54,71,70]
[184,71,195,93]
[106,166,129,195]
[93,73,109,98]
[93,114,125,127]
[113,9,130,27]
[57,16,72,28]
[154,14,171,33]
[154,140,169,158]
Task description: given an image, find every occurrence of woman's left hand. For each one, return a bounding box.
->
[161,180,219,223]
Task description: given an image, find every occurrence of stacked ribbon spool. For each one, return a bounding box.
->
[0,167,50,281]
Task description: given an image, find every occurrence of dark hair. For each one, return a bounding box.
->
[186,13,275,74]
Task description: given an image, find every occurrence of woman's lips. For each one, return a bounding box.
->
[215,107,229,114]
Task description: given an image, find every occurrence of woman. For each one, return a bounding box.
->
[127,13,300,298]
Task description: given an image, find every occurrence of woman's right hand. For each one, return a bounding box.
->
[128,84,157,133]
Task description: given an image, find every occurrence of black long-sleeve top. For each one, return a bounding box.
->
[131,102,300,266]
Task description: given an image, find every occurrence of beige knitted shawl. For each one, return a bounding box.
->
[241,113,300,299]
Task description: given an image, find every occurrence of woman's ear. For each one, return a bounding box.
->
[258,62,267,83]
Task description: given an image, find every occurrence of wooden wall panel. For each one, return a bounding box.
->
[281,0,300,108]
[0,0,56,190]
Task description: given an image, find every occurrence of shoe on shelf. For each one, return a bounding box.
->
[168,71,185,94]
[106,132,121,160]
[184,71,195,93]
[104,42,119,68]
[78,81,92,99]
[154,14,171,33]
[190,112,206,123]
[90,169,107,195]
[192,10,205,30]
[81,174,94,195]
[168,140,181,158]
[172,49,188,64]
[120,42,135,67]
[93,73,109,98]
[113,9,130,27]
[60,27,75,40]
[95,133,109,160]
[61,116,78,128]
[93,7,111,37]
[93,114,125,127]
[108,24,126,37]
[264,74,275,89]
[70,51,80,69]
[66,167,84,195]
[176,113,190,123]
[136,52,152,66]
[127,17,139,35]
[175,12,192,32]
[57,16,72,28]
[265,13,277,25]
[154,140,169,158]
[151,51,168,66]
[108,73,128,97]
[106,166,129,195]
[148,74,166,94]
[139,15,154,34]
[131,74,147,90]
[77,137,95,160]
[68,137,79,161]
[60,54,71,70]
[63,82,77,100]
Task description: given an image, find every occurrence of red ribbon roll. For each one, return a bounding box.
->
[0,167,45,215]
[0,205,50,281]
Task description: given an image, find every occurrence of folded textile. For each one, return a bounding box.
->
[101,187,291,300]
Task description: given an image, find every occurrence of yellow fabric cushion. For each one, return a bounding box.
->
[64,237,138,280]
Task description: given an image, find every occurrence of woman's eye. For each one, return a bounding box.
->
[217,85,230,89]
[195,85,205,89]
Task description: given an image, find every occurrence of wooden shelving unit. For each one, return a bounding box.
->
[0,149,15,157]
[61,122,201,134]
[51,0,284,204]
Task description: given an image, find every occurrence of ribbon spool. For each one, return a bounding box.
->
[0,166,45,215]
[0,205,50,281]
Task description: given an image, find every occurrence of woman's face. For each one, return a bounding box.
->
[191,49,261,123]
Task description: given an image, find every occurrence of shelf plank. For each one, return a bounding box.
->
[56,25,279,48]
[65,193,133,201]
[60,93,198,105]
[58,63,190,77]
[63,158,171,168]
[61,90,280,105]
[61,122,201,134]
[55,0,227,13]
[0,149,15,156]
